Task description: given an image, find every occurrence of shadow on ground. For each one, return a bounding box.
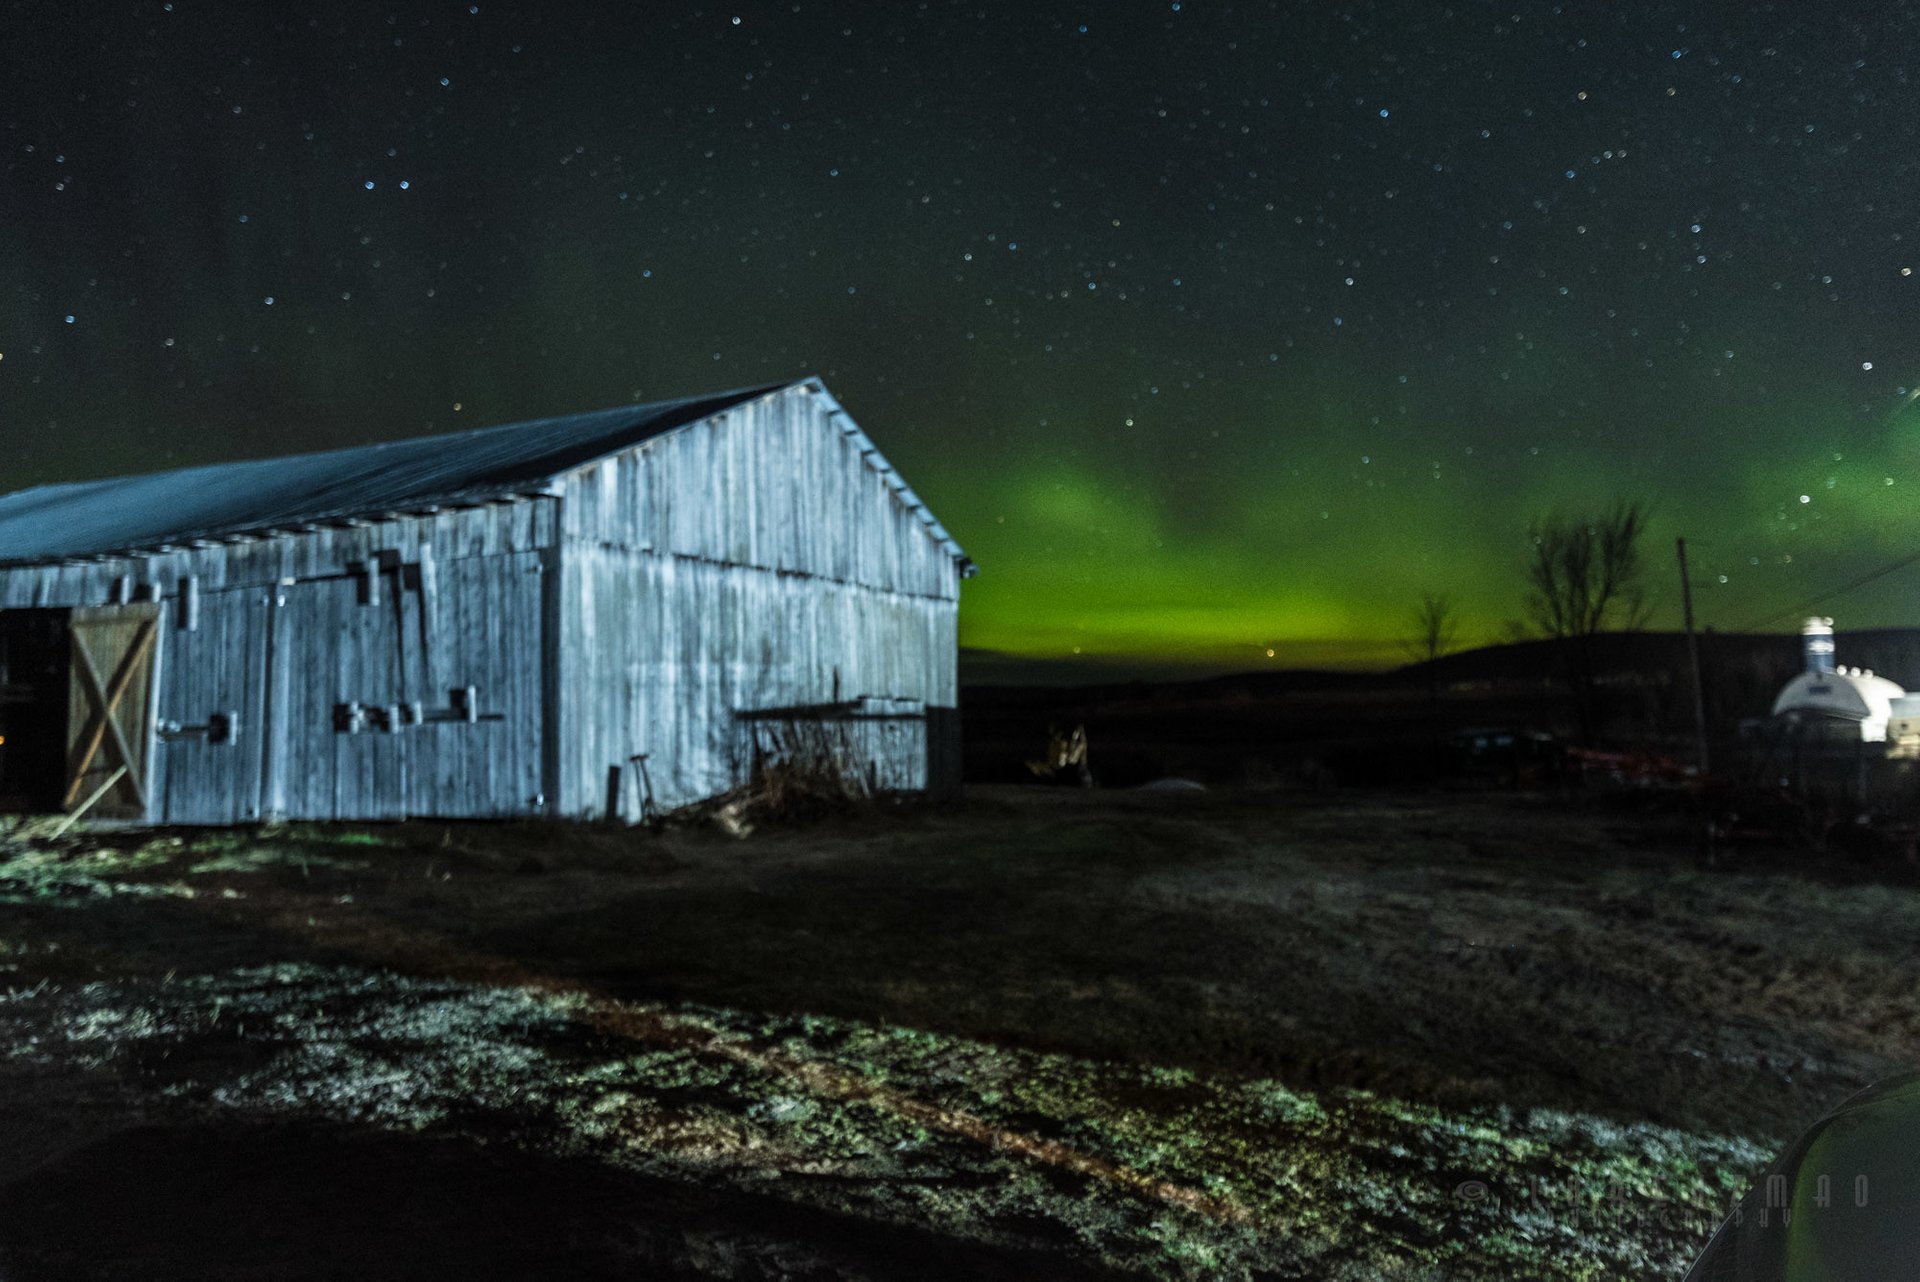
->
[0,1120,1122,1281]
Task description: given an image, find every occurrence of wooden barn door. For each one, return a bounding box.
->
[261,574,370,822]
[64,604,163,820]
[251,550,546,821]
[155,588,272,825]
[260,562,428,822]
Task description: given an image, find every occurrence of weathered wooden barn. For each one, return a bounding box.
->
[0,378,972,824]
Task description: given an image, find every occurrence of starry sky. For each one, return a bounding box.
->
[7,2,1920,674]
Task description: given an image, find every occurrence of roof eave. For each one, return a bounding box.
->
[0,480,568,571]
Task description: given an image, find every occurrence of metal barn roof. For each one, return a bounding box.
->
[0,380,972,572]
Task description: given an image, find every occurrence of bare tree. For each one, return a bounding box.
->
[1404,592,1461,668]
[1404,591,1461,716]
[1523,499,1652,742]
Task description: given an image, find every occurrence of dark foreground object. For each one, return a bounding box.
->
[1686,1072,1920,1281]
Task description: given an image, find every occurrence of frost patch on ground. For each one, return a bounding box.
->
[0,827,378,903]
[0,966,1764,1279]
[0,842,199,903]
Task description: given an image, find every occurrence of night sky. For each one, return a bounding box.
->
[7,3,1920,672]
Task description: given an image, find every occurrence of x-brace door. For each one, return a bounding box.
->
[65,603,163,818]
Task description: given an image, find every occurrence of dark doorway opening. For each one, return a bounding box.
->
[0,609,71,812]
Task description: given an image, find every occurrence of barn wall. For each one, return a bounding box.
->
[0,501,557,823]
[0,501,556,610]
[259,547,548,823]
[561,384,960,602]
[158,584,271,823]
[555,386,962,816]
[559,548,957,816]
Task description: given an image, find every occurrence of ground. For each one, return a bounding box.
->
[0,785,1914,1279]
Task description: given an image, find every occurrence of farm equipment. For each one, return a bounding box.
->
[1027,723,1094,787]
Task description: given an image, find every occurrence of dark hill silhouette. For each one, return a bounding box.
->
[959,628,1920,787]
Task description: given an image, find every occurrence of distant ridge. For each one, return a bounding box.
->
[963,628,1920,698]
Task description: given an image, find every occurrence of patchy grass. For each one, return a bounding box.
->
[0,787,1914,1277]
[0,837,199,903]
[0,964,1762,1278]
[0,823,393,899]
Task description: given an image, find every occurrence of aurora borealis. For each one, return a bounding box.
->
[7,3,1920,673]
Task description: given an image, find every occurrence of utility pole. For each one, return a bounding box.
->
[1676,537,1710,775]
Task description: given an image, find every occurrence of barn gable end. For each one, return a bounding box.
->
[552,382,963,817]
[558,380,966,597]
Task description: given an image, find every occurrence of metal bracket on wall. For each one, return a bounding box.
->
[333,686,502,734]
[347,550,430,607]
[157,710,239,745]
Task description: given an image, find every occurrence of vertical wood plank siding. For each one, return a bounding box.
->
[0,502,558,823]
[563,549,956,814]
[159,586,271,823]
[0,382,961,823]
[556,385,962,817]
[559,387,958,603]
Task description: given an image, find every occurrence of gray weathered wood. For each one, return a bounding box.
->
[0,382,962,824]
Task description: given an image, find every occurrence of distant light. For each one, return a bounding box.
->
[1904,267,1913,276]
[64,314,74,324]
[399,180,410,189]
[1800,494,1812,503]
[1266,649,1276,658]
[263,296,274,305]
[1863,361,1874,370]
[1378,108,1389,118]
[364,180,375,190]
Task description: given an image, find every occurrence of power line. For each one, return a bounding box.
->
[1728,547,1920,633]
